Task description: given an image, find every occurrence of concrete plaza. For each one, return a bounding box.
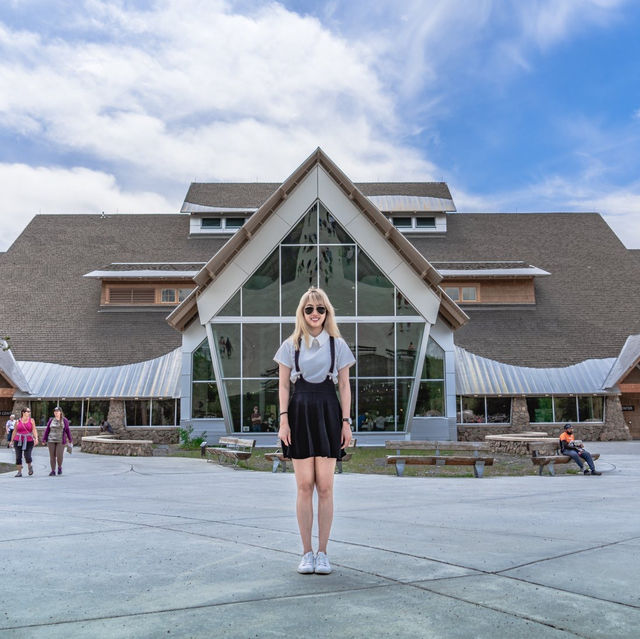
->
[1,442,639,638]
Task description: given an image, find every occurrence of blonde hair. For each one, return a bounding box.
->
[291,287,340,349]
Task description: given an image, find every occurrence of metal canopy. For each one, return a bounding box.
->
[602,334,640,389]
[455,346,616,396]
[14,349,181,399]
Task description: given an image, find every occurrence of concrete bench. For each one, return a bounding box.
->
[265,439,357,474]
[385,440,494,478]
[531,444,601,476]
[206,437,256,467]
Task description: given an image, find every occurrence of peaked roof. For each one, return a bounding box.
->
[602,334,640,389]
[168,148,468,331]
[0,343,30,393]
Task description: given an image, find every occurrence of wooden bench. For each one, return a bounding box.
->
[530,443,600,476]
[265,439,357,474]
[385,440,494,478]
[206,437,256,467]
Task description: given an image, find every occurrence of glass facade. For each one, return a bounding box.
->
[456,397,511,424]
[527,396,605,423]
[196,200,446,433]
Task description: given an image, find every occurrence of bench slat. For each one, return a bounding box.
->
[385,440,490,451]
[386,455,494,466]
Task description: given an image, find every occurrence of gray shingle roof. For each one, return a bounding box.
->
[0,214,225,366]
[184,181,453,208]
[1,203,638,371]
[412,213,640,367]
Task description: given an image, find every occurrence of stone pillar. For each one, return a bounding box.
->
[107,400,127,438]
[511,397,530,430]
[11,399,27,416]
[600,395,631,441]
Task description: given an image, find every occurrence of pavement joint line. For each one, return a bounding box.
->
[0,582,399,632]
[494,533,640,575]
[405,578,590,639]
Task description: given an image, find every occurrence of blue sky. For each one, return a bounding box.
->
[1,0,639,250]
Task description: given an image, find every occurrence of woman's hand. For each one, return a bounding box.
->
[341,422,352,449]
[278,420,291,446]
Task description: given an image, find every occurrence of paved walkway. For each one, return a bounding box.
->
[1,442,639,638]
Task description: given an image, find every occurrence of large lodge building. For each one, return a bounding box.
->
[1,149,639,444]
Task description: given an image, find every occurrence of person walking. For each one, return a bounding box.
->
[274,287,355,575]
[42,406,73,476]
[9,408,38,477]
[5,413,15,447]
[559,424,601,475]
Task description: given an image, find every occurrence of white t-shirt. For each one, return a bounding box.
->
[274,330,355,384]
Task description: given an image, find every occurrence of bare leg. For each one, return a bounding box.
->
[314,456,336,553]
[292,458,315,553]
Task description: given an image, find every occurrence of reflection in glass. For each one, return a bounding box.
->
[225,380,242,432]
[125,400,150,426]
[193,339,214,381]
[397,323,422,377]
[84,400,110,426]
[397,380,413,430]
[152,399,176,425]
[213,325,241,378]
[318,202,353,243]
[281,245,317,316]
[242,379,279,433]
[60,401,82,427]
[321,246,355,315]
[218,289,241,316]
[396,290,418,316]
[243,248,279,316]
[243,324,280,378]
[461,396,485,423]
[357,249,394,316]
[357,323,394,377]
[414,382,444,416]
[486,397,511,423]
[578,396,603,422]
[339,323,356,363]
[554,397,577,423]
[422,338,444,379]
[527,397,553,422]
[31,401,58,428]
[192,383,222,418]
[358,379,395,431]
[283,204,317,244]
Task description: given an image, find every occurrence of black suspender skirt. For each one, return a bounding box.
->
[281,336,345,460]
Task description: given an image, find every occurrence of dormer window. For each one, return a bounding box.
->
[196,216,246,234]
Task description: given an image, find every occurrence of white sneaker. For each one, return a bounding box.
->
[314,551,332,575]
[297,551,315,574]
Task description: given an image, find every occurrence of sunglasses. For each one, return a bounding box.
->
[304,305,326,315]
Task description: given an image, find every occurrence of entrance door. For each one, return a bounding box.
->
[623,395,640,439]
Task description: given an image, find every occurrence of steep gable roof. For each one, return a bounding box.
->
[168,148,468,331]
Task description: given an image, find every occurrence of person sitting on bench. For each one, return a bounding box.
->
[559,424,601,475]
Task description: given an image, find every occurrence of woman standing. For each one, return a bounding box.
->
[9,407,38,477]
[274,288,355,575]
[42,407,73,476]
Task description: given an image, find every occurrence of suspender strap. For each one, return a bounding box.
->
[294,338,301,373]
[329,336,335,379]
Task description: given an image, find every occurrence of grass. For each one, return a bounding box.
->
[167,445,584,477]
[0,462,14,474]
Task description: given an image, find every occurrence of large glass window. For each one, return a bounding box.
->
[357,249,394,316]
[193,340,214,381]
[578,396,604,422]
[487,397,511,423]
[527,397,554,422]
[152,399,177,425]
[125,400,150,426]
[206,199,432,433]
[84,400,110,426]
[457,396,511,424]
[554,397,577,423]
[415,337,445,417]
[192,383,222,418]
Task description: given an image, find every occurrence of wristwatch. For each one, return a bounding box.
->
[342,417,352,425]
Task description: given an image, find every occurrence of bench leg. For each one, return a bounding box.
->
[271,458,281,473]
[538,464,544,476]
[474,460,485,478]
[336,460,343,474]
[395,461,405,477]
[548,461,556,476]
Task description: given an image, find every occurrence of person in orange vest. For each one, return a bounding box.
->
[559,424,601,475]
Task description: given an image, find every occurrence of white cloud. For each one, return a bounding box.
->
[0,163,175,251]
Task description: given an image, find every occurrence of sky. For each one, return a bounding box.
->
[1,0,640,251]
